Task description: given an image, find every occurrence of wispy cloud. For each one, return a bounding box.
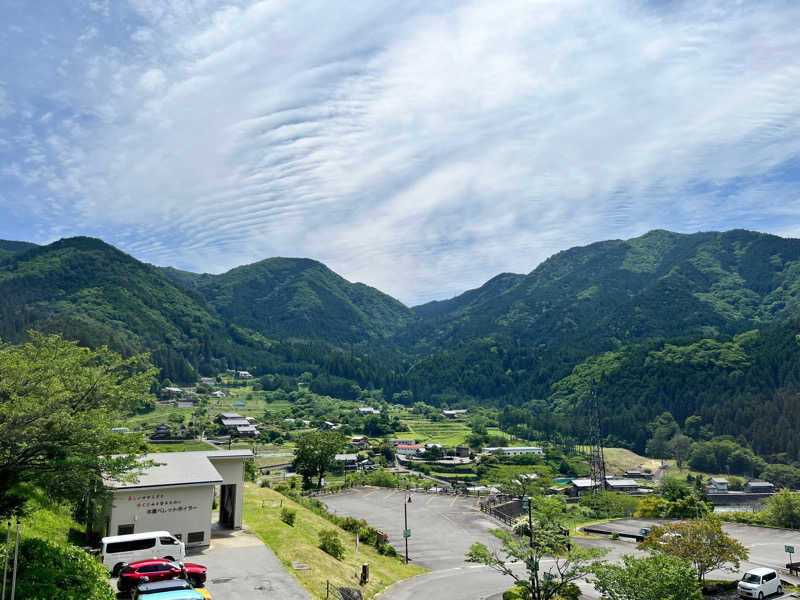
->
[1,0,800,303]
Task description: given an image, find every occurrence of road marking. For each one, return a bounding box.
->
[449,497,457,507]
[384,490,398,500]
[426,495,436,505]
[364,489,380,498]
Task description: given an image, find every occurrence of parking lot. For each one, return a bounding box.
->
[322,489,800,599]
[112,528,310,599]
[596,519,800,585]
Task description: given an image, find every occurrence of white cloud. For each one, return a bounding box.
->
[3,0,800,303]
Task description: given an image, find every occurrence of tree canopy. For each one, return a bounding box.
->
[0,332,155,518]
[292,430,346,490]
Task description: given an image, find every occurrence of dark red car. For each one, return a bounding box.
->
[117,558,207,592]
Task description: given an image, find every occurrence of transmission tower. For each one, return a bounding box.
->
[587,390,607,495]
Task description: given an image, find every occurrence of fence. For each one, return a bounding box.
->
[325,581,363,600]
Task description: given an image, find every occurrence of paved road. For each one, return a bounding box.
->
[323,489,800,599]
[598,519,800,585]
[190,528,311,599]
[323,488,608,599]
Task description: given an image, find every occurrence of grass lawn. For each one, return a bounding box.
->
[147,439,218,452]
[243,485,426,599]
[0,492,86,545]
[579,447,664,474]
[402,419,471,446]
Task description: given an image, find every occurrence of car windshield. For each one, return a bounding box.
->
[742,573,761,584]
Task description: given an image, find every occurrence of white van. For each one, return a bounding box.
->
[100,531,185,576]
[738,567,782,599]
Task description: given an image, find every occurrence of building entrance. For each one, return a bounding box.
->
[219,484,236,528]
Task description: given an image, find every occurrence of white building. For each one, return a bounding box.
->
[358,407,380,415]
[396,444,424,456]
[103,450,251,548]
[482,446,544,457]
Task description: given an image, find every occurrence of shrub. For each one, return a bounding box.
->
[281,508,296,526]
[0,538,113,600]
[318,529,345,560]
[502,586,527,600]
[368,469,398,488]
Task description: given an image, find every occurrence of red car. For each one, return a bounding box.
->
[117,558,207,592]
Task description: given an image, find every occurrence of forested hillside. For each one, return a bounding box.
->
[409,229,800,352]
[162,257,414,344]
[4,229,800,465]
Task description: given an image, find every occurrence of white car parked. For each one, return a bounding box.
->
[738,567,782,599]
[100,530,185,576]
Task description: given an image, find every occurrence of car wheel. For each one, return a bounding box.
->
[112,563,126,577]
[189,574,201,587]
[758,592,763,600]
[778,585,783,595]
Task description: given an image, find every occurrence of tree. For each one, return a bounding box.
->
[0,333,155,519]
[637,519,748,582]
[671,434,691,470]
[763,489,800,529]
[292,430,346,490]
[467,494,606,600]
[644,412,679,459]
[467,527,606,600]
[592,553,702,600]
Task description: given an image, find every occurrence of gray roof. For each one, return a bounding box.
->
[710,477,729,484]
[222,418,251,426]
[606,478,639,487]
[335,454,358,461]
[106,450,253,490]
[218,412,242,419]
[747,480,774,487]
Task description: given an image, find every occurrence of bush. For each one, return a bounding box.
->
[368,468,398,488]
[281,508,296,526]
[318,529,345,560]
[0,538,113,600]
[503,586,527,600]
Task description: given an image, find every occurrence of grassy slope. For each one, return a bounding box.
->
[243,485,426,599]
[0,493,86,545]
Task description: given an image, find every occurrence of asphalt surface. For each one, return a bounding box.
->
[111,528,310,600]
[322,489,800,599]
[323,488,609,599]
[190,528,311,599]
[598,519,800,585]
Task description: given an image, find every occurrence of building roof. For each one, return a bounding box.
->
[442,409,468,415]
[335,454,358,461]
[221,418,251,426]
[218,412,243,419]
[483,446,543,452]
[606,478,639,488]
[571,478,600,488]
[746,480,774,487]
[106,449,254,491]
[709,477,729,484]
[396,444,423,449]
[235,425,258,432]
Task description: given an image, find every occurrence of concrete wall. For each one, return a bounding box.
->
[208,457,245,528]
[108,484,214,547]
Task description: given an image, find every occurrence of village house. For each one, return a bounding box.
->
[350,435,370,449]
[392,438,416,446]
[605,478,640,493]
[441,409,468,418]
[358,407,380,415]
[455,446,471,458]
[212,390,226,398]
[236,370,253,379]
[216,413,258,438]
[335,453,359,471]
[482,446,544,457]
[708,477,729,493]
[744,480,775,494]
[396,444,424,456]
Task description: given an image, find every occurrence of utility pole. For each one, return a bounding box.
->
[403,495,411,564]
[10,520,19,600]
[2,521,10,600]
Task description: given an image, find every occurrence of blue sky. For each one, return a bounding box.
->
[1,0,799,305]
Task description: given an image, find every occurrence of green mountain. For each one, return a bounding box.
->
[410,229,800,351]
[0,239,39,261]
[161,257,414,345]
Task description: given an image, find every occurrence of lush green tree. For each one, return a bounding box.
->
[638,519,748,582]
[0,537,114,600]
[644,412,679,459]
[763,489,800,529]
[592,553,702,600]
[292,430,346,490]
[467,526,606,600]
[0,332,155,519]
[671,434,691,470]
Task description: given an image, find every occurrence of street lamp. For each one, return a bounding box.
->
[403,494,412,564]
